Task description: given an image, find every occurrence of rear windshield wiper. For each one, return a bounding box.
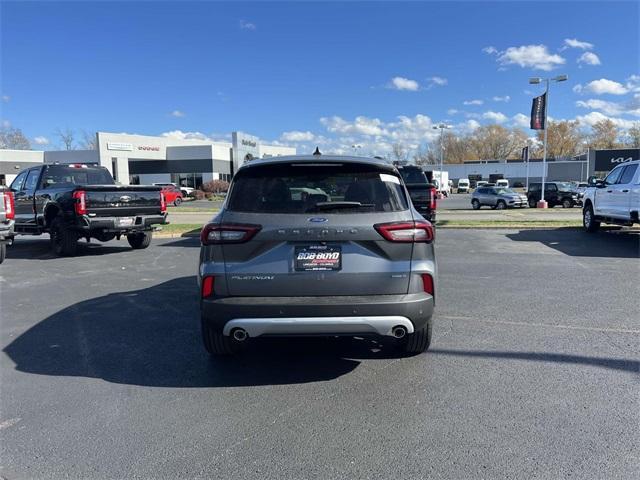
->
[308,201,375,212]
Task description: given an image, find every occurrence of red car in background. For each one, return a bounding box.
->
[160,185,183,206]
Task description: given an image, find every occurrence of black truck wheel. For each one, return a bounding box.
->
[402,322,432,354]
[127,231,152,249]
[0,243,5,264]
[562,198,573,208]
[50,217,78,256]
[201,318,240,356]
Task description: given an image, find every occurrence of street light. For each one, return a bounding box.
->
[432,124,450,193]
[528,74,568,207]
[351,144,362,155]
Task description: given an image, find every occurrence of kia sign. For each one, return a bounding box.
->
[594,148,640,172]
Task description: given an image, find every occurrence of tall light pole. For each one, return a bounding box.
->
[351,144,362,155]
[432,124,450,192]
[529,74,568,208]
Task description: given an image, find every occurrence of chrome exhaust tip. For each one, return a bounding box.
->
[232,329,248,342]
[391,326,407,339]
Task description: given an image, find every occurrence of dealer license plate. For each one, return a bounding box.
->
[295,245,342,271]
[118,217,135,227]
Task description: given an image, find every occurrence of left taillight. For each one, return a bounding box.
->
[160,192,166,213]
[72,190,87,215]
[3,191,15,220]
[200,223,261,245]
[201,276,215,298]
[374,220,434,243]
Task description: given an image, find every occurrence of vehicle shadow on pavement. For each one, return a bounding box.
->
[6,239,133,260]
[157,237,200,248]
[505,228,640,258]
[3,276,404,388]
[429,349,639,374]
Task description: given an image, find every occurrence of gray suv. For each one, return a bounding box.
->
[198,155,436,356]
[471,186,528,209]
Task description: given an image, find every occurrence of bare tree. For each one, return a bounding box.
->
[412,144,438,166]
[624,123,640,148]
[469,124,527,160]
[55,127,76,150]
[80,130,98,150]
[535,120,584,159]
[391,143,409,162]
[0,126,31,150]
[587,119,620,149]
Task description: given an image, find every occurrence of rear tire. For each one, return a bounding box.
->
[50,217,78,256]
[201,318,240,356]
[127,231,152,249]
[528,198,537,208]
[174,197,182,207]
[583,205,600,233]
[402,322,432,354]
[0,243,5,264]
[471,199,480,210]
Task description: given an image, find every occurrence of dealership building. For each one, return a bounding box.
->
[0,131,295,186]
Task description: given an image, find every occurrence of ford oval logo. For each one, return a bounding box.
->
[307,217,328,223]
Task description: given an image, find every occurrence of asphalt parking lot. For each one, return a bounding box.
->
[1,230,638,479]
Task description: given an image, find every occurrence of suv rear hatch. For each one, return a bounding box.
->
[217,161,419,296]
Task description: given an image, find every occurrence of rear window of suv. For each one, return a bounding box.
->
[227,162,409,214]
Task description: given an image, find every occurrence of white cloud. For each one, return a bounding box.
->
[563,38,594,50]
[170,110,186,118]
[280,130,316,142]
[320,115,387,136]
[427,76,448,87]
[447,109,459,116]
[1,95,9,103]
[577,52,601,66]
[512,113,530,128]
[1,120,10,128]
[492,95,511,102]
[497,44,565,71]
[389,76,420,91]
[463,99,483,106]
[458,119,481,132]
[33,136,49,145]
[482,46,498,55]
[575,111,638,130]
[573,84,583,94]
[582,78,629,95]
[239,19,256,30]
[482,111,508,123]
[160,130,222,142]
[576,98,640,117]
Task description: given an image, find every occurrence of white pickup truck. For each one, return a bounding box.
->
[582,159,640,232]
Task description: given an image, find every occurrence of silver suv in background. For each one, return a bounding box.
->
[471,186,528,209]
[198,155,437,356]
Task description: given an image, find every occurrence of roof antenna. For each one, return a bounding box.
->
[313,146,321,156]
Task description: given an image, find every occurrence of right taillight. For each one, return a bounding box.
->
[374,220,434,243]
[160,192,167,213]
[201,276,215,298]
[200,223,261,245]
[421,273,434,295]
[3,191,15,220]
[429,186,437,210]
[72,190,87,215]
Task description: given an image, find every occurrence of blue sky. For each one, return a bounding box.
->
[1,1,639,154]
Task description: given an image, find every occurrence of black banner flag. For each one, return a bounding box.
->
[530,93,546,130]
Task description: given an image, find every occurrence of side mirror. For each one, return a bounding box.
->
[587,175,600,187]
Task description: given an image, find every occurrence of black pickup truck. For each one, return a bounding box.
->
[10,164,167,256]
[397,165,437,223]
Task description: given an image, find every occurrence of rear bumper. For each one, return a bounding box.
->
[202,292,434,336]
[0,220,14,242]
[75,214,167,232]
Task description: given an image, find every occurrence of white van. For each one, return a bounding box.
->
[496,179,509,188]
[457,178,470,193]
